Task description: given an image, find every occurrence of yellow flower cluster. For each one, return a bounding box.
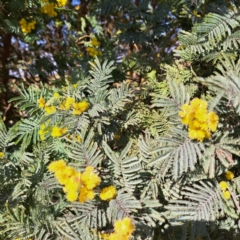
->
[48,161,101,203]
[60,97,90,115]
[44,105,56,114]
[40,2,57,17]
[40,0,67,17]
[100,186,117,201]
[56,0,67,7]
[38,124,68,140]
[19,18,36,34]
[225,171,234,180]
[104,217,135,240]
[38,96,89,115]
[86,37,102,57]
[38,97,46,108]
[0,152,4,158]
[51,126,68,137]
[73,101,89,115]
[38,97,56,114]
[179,98,219,141]
[219,181,231,200]
[218,171,235,201]
[60,97,75,110]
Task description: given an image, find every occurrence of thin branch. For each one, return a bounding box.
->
[228,187,240,214]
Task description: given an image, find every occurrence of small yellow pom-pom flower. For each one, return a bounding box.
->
[108,233,119,240]
[62,166,76,177]
[114,217,135,237]
[87,190,95,200]
[64,178,80,193]
[66,190,78,202]
[38,97,46,108]
[219,181,228,191]
[65,97,75,110]
[81,166,101,190]
[53,92,60,98]
[100,186,117,201]
[100,233,110,240]
[223,190,231,200]
[40,3,57,17]
[44,105,56,114]
[57,0,67,7]
[73,100,89,115]
[51,126,68,137]
[54,170,68,185]
[48,160,66,172]
[78,100,89,111]
[225,171,234,180]
[0,152,4,158]
[78,186,89,203]
[207,112,219,132]
[72,103,83,115]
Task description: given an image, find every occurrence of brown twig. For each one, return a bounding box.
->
[3,103,12,121]
[76,35,91,43]
[190,65,197,78]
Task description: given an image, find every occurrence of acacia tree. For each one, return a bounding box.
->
[1,0,240,240]
[0,0,180,122]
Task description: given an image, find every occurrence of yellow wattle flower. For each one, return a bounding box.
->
[0,152,4,158]
[53,92,60,98]
[44,105,56,114]
[72,100,89,115]
[49,161,99,203]
[65,97,75,110]
[219,181,228,191]
[79,100,89,111]
[78,186,89,203]
[81,166,101,190]
[100,186,117,201]
[48,160,66,172]
[38,97,46,108]
[51,126,68,137]
[225,171,234,180]
[19,18,36,34]
[40,3,57,17]
[54,170,69,185]
[66,190,78,202]
[108,233,119,240]
[223,190,231,200]
[57,0,67,7]
[62,166,77,177]
[114,217,135,237]
[87,190,95,200]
